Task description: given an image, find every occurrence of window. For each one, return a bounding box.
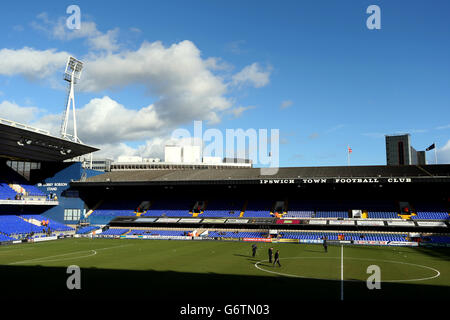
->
[398,141,404,165]
[64,209,81,221]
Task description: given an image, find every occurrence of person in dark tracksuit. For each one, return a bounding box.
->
[268,247,273,263]
[252,244,257,257]
[273,250,281,267]
[323,236,328,253]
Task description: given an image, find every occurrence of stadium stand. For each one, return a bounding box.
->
[79,165,444,184]
[279,231,408,242]
[284,211,315,218]
[18,184,45,197]
[128,229,192,236]
[411,201,449,220]
[0,215,45,237]
[0,183,16,200]
[0,233,15,242]
[425,235,450,244]
[99,228,129,236]
[368,211,399,219]
[244,200,274,218]
[0,163,46,198]
[86,197,450,223]
[89,200,141,224]
[76,225,100,234]
[412,212,449,220]
[143,199,194,217]
[209,230,267,238]
[200,199,244,217]
[315,211,348,219]
[20,214,74,232]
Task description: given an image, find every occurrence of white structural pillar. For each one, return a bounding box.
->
[61,56,83,144]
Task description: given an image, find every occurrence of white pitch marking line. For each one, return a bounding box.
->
[254,256,440,283]
[8,250,98,264]
[0,247,35,254]
[7,244,132,265]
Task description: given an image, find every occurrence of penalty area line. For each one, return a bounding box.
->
[7,243,133,265]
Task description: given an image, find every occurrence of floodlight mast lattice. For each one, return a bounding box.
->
[60,56,83,144]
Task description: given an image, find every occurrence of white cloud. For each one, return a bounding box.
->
[32,13,120,52]
[90,134,206,161]
[437,140,450,164]
[129,27,142,33]
[226,40,247,54]
[79,40,233,125]
[89,142,140,160]
[31,112,61,134]
[1,16,273,161]
[324,124,345,134]
[30,96,164,145]
[13,25,24,32]
[76,96,162,145]
[436,124,450,130]
[86,28,120,52]
[280,100,293,109]
[227,105,256,118]
[362,132,385,139]
[394,129,428,134]
[232,63,271,88]
[0,100,41,123]
[24,98,167,161]
[0,40,235,127]
[135,137,166,159]
[0,47,69,80]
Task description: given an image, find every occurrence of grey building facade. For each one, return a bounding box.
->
[386,134,426,166]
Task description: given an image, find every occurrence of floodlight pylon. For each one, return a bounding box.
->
[60,56,83,144]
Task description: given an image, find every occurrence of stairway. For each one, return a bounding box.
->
[85,199,104,218]
[18,216,42,227]
[192,211,204,218]
[240,200,248,217]
[8,184,24,194]
[136,210,146,217]
[122,229,132,235]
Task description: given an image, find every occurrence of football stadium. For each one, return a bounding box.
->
[1,2,450,315]
[0,113,449,307]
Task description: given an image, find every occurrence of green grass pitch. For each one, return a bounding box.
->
[0,238,449,301]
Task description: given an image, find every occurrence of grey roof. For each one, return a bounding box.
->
[0,121,98,162]
[75,164,450,184]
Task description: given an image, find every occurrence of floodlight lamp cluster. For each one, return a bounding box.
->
[16,137,32,146]
[16,136,72,155]
[64,56,83,84]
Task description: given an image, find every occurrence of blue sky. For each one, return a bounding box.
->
[0,0,449,166]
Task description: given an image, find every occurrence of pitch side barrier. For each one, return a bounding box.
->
[0,233,76,246]
[107,216,450,234]
[1,233,443,248]
[94,233,423,247]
